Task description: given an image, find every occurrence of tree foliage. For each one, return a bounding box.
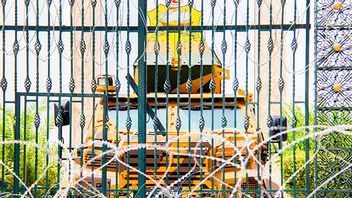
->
[281,104,352,197]
[0,101,58,195]
[280,104,314,197]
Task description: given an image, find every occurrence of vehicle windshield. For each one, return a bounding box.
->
[108,107,245,131]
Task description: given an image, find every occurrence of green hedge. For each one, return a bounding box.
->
[0,102,58,196]
[281,105,352,197]
[280,105,314,197]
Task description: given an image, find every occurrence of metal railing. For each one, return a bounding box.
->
[0,0,350,197]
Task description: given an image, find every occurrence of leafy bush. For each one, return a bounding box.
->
[281,105,352,197]
[0,102,58,195]
[281,150,314,197]
[282,105,315,150]
[280,105,314,197]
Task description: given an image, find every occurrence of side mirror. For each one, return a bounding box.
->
[269,115,288,143]
[54,100,70,127]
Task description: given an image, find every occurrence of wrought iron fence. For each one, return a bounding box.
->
[315,0,352,197]
[0,0,351,197]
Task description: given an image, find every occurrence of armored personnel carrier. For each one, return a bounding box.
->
[56,2,287,197]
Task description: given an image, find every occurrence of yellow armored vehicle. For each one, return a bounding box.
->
[78,79,265,197]
[60,2,287,197]
[72,49,285,197]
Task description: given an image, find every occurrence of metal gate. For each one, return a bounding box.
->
[315,0,352,197]
[0,0,351,197]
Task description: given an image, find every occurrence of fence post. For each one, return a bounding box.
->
[305,0,311,196]
[137,0,147,197]
[14,93,21,195]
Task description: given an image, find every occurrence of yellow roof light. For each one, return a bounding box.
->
[96,75,116,93]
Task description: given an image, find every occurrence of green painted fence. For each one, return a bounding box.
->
[0,0,351,197]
